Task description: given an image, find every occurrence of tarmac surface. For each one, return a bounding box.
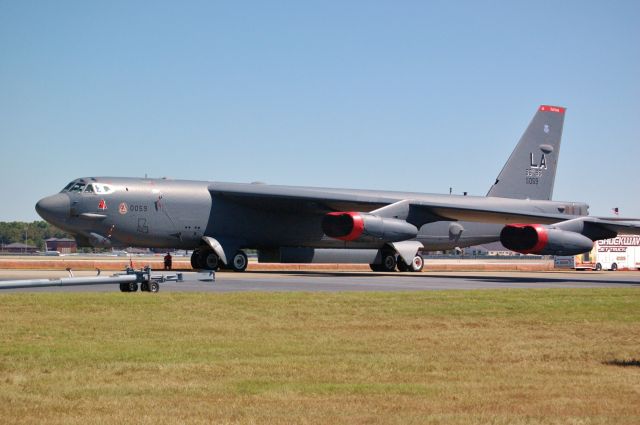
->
[1,269,639,292]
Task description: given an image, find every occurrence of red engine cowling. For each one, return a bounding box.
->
[500,224,594,256]
[322,212,417,243]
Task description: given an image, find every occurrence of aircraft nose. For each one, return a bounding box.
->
[35,193,70,222]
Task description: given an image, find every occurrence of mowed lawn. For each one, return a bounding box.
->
[1,289,639,424]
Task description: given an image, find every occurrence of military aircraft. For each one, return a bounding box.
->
[35,105,639,272]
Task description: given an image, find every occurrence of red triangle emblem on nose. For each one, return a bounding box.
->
[98,199,107,210]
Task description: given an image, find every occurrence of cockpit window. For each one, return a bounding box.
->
[60,180,116,194]
[69,182,86,192]
[61,181,75,192]
[93,183,115,194]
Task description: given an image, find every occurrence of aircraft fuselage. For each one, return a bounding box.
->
[36,177,589,253]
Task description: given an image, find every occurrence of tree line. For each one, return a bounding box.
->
[0,221,72,250]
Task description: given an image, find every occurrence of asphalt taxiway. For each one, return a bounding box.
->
[0,269,639,292]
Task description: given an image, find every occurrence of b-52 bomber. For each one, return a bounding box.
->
[36,106,639,272]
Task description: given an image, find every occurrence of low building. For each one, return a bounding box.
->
[45,238,77,254]
[2,242,38,254]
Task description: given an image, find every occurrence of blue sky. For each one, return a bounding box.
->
[1,1,638,221]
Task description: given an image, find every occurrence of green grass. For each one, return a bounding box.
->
[1,289,639,424]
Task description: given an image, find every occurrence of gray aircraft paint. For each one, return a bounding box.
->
[37,176,588,248]
[35,106,639,270]
[487,105,565,200]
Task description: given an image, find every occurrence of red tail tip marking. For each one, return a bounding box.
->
[539,105,566,114]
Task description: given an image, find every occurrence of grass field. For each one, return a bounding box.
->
[1,289,639,424]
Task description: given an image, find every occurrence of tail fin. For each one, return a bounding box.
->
[486,105,566,200]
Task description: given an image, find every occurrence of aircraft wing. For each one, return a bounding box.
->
[210,183,640,238]
[210,183,587,226]
[409,200,572,225]
[578,217,640,235]
[209,182,393,213]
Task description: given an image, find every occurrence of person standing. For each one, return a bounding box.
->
[164,252,173,270]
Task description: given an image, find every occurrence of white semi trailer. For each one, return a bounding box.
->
[575,235,640,271]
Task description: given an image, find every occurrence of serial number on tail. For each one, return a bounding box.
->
[526,177,539,185]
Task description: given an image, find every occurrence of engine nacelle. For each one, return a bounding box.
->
[500,224,594,256]
[322,212,417,243]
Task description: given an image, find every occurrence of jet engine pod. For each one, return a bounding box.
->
[322,212,418,243]
[500,224,594,256]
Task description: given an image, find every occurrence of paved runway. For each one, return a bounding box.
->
[1,269,639,292]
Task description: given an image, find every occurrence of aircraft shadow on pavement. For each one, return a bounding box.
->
[238,270,640,286]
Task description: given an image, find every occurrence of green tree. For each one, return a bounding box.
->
[0,221,73,251]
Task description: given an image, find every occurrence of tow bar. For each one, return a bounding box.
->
[0,267,193,293]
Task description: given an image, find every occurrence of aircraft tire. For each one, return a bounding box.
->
[141,282,149,292]
[409,255,424,272]
[200,251,220,270]
[397,259,409,272]
[595,263,602,271]
[128,282,139,292]
[230,251,248,272]
[190,250,200,269]
[149,281,160,293]
[380,252,397,272]
[611,263,618,271]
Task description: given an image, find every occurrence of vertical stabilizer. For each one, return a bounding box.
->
[487,105,566,200]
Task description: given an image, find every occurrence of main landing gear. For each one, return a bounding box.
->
[369,252,424,273]
[191,249,220,270]
[397,254,424,272]
[191,249,248,272]
[229,250,248,272]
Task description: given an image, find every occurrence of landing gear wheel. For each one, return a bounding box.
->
[611,263,618,271]
[200,251,220,270]
[396,255,423,272]
[190,250,200,269]
[148,281,160,293]
[397,259,409,272]
[230,251,248,272]
[141,282,149,292]
[595,263,602,271]
[380,252,397,272]
[409,255,424,272]
[128,282,138,292]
